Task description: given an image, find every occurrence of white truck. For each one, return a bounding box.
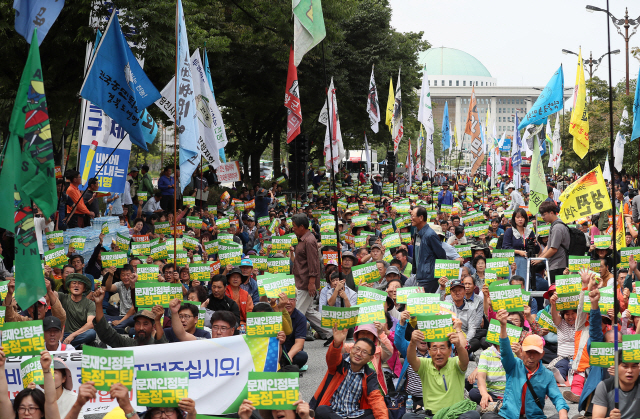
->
[343,149,378,174]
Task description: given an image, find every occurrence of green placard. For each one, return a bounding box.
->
[258,216,270,227]
[486,319,522,345]
[629,294,640,316]
[590,342,614,367]
[619,247,640,268]
[136,371,189,407]
[155,222,171,235]
[622,335,640,363]
[219,249,242,266]
[69,236,86,251]
[183,197,195,207]
[396,287,422,304]
[101,222,109,235]
[0,306,6,329]
[568,256,591,272]
[486,258,510,277]
[356,287,388,305]
[262,275,296,298]
[434,259,460,280]
[189,263,211,282]
[416,314,454,342]
[537,309,557,333]
[247,372,299,410]
[583,289,614,313]
[203,240,218,255]
[150,242,168,260]
[137,192,148,202]
[268,218,278,234]
[351,262,381,286]
[381,234,401,249]
[246,312,282,338]
[440,205,453,215]
[395,215,412,229]
[185,216,201,229]
[135,283,183,308]
[454,245,472,258]
[489,284,524,312]
[491,249,515,265]
[556,291,581,311]
[20,356,51,388]
[352,215,369,227]
[355,302,386,325]
[267,258,290,274]
[182,235,199,251]
[594,235,610,249]
[2,320,45,356]
[101,252,128,268]
[556,275,582,295]
[537,224,550,237]
[321,233,337,247]
[271,236,291,251]
[116,233,131,250]
[406,293,442,315]
[380,224,395,235]
[44,247,67,268]
[137,264,160,282]
[320,306,359,330]
[82,345,134,391]
[131,241,152,256]
[249,256,268,271]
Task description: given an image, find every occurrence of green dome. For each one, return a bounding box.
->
[419,47,492,78]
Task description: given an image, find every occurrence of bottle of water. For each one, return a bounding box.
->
[240,324,246,334]
[406,395,413,413]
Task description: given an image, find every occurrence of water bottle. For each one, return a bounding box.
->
[405,395,413,413]
[240,324,246,335]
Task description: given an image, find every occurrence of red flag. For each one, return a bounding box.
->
[285,45,302,143]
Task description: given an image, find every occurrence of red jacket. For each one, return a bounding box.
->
[310,342,388,419]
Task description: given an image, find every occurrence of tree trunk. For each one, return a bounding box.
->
[273,136,281,178]
[251,151,261,186]
[242,154,250,187]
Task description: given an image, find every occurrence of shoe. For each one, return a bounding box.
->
[563,390,580,403]
[323,336,334,347]
[305,331,315,342]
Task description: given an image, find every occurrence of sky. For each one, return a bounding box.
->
[389,0,640,89]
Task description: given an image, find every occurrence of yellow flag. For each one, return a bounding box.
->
[570,49,589,158]
[559,166,611,223]
[386,78,394,132]
[453,125,457,148]
[615,201,625,249]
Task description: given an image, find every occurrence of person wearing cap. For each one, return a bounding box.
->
[438,278,482,345]
[319,272,357,316]
[505,183,525,211]
[369,243,384,262]
[238,259,260,304]
[486,309,569,419]
[4,277,66,327]
[340,251,358,291]
[371,173,383,195]
[92,287,167,347]
[431,224,464,263]
[43,316,74,352]
[55,273,96,348]
[48,357,88,419]
[225,267,254,325]
[255,187,274,219]
[411,207,447,293]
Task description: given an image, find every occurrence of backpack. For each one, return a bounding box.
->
[551,221,589,257]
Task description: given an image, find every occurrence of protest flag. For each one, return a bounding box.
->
[367,65,380,133]
[14,0,65,46]
[518,65,564,129]
[392,68,404,154]
[204,48,227,162]
[569,49,589,158]
[364,133,371,173]
[285,46,302,143]
[603,154,611,182]
[511,112,522,188]
[614,107,628,171]
[464,86,484,177]
[441,101,451,151]
[386,78,394,132]
[292,0,326,66]
[320,78,345,173]
[0,28,49,309]
[529,135,547,215]
[558,166,611,224]
[632,65,640,141]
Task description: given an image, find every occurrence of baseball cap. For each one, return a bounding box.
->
[133,310,156,322]
[43,316,62,331]
[385,266,401,277]
[543,284,556,301]
[449,279,464,290]
[371,243,383,251]
[521,334,544,353]
[240,258,254,267]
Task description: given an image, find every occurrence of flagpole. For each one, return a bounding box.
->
[64,97,81,174]
[173,0,178,266]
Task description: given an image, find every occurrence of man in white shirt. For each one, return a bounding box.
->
[506,183,525,211]
[142,191,163,217]
[43,316,75,352]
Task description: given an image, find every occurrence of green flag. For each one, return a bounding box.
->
[292,0,326,66]
[0,28,50,309]
[528,134,547,216]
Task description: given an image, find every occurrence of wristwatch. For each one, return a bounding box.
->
[124,411,137,419]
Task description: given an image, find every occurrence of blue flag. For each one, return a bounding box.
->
[204,48,225,163]
[632,65,640,142]
[80,11,160,150]
[441,101,451,151]
[518,65,564,129]
[13,0,65,46]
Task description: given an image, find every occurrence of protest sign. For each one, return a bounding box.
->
[629,293,640,316]
[166,238,184,252]
[406,293,442,315]
[396,287,422,304]
[267,258,290,274]
[20,356,48,388]
[353,235,370,248]
[183,197,195,207]
[132,235,150,243]
[2,320,45,356]
[537,224,550,237]
[583,289,613,313]
[590,342,614,367]
[321,233,337,247]
[190,263,211,282]
[138,192,148,202]
[101,222,109,235]
[593,235,610,249]
[351,262,381,286]
[537,309,557,333]
[217,162,242,183]
[247,372,299,410]
[183,235,200,251]
[173,251,189,266]
[69,236,86,251]
[0,281,8,301]
[440,205,452,214]
[622,335,640,362]
[434,259,460,280]
[271,237,291,251]
[137,264,160,282]
[322,251,338,266]
[155,222,171,235]
[0,306,6,328]
[454,245,472,258]
[246,312,282,338]
[415,314,454,342]
[489,284,524,312]
[491,249,515,265]
[556,292,581,311]
[116,233,131,251]
[136,371,189,407]
[44,247,67,268]
[102,252,128,268]
[219,249,242,266]
[486,258,510,277]
[379,224,394,235]
[356,302,385,325]
[135,283,183,308]
[203,240,219,255]
[568,256,591,272]
[555,275,582,295]
[249,256,268,271]
[150,242,168,260]
[82,346,134,391]
[619,247,640,268]
[216,218,230,229]
[356,288,388,305]
[351,215,369,227]
[320,306,359,330]
[395,215,412,229]
[262,276,296,299]
[381,234,401,249]
[486,319,522,345]
[258,217,270,227]
[131,241,152,256]
[45,231,63,246]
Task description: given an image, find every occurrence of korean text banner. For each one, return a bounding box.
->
[355,302,385,325]
[136,371,188,407]
[247,372,299,410]
[246,312,282,338]
[396,287,422,304]
[82,346,135,391]
[135,283,183,308]
[3,337,279,415]
[320,306,359,330]
[356,288,388,305]
[352,262,380,286]
[590,342,614,367]
[558,166,611,224]
[3,320,45,356]
[416,314,454,342]
[486,319,521,345]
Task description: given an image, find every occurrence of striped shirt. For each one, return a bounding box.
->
[330,357,365,418]
[477,346,506,396]
[556,319,576,358]
[405,350,429,397]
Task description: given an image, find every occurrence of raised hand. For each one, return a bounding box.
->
[169,298,181,314]
[496,309,508,326]
[410,329,425,345]
[39,350,52,371]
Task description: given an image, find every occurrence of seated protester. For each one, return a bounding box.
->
[91,287,167,346]
[548,290,577,382]
[341,323,393,395]
[509,275,538,313]
[142,191,163,217]
[205,274,241,327]
[319,272,357,313]
[4,278,66,327]
[340,251,358,291]
[164,299,211,342]
[472,256,487,291]
[483,309,569,419]
[389,259,409,285]
[43,317,74,352]
[468,340,507,409]
[186,285,209,305]
[535,285,559,363]
[437,278,482,345]
[464,245,492,277]
[66,381,147,419]
[0,349,59,419]
[57,274,97,348]
[310,325,388,419]
[238,399,312,419]
[239,258,260,304]
[394,311,429,408]
[591,352,640,419]
[69,254,95,284]
[85,233,107,280]
[225,267,254,325]
[395,248,413,277]
[142,399,198,419]
[432,225,464,263]
[385,279,403,320]
[210,310,238,338]
[371,260,389,290]
[49,358,85,419]
[282,297,309,369]
[103,265,137,333]
[403,325,479,419]
[254,301,292,336]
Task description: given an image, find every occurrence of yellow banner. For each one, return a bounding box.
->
[559,166,611,224]
[569,49,589,158]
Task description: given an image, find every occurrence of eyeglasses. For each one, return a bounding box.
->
[150,409,178,418]
[429,346,449,353]
[178,314,193,320]
[18,406,40,414]
[212,325,230,332]
[351,347,372,356]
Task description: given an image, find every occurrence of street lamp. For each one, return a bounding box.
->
[586,5,640,95]
[562,48,620,101]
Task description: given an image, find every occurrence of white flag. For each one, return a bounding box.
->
[424,126,435,175]
[614,107,628,172]
[392,68,403,154]
[367,65,380,133]
[364,133,371,173]
[320,78,345,173]
[418,65,434,139]
[191,49,221,169]
[549,115,562,170]
[603,153,611,181]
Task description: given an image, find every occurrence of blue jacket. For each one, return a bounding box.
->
[498,336,569,419]
[415,224,447,287]
[394,321,411,389]
[578,308,607,411]
[240,278,260,304]
[158,175,174,195]
[437,190,453,207]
